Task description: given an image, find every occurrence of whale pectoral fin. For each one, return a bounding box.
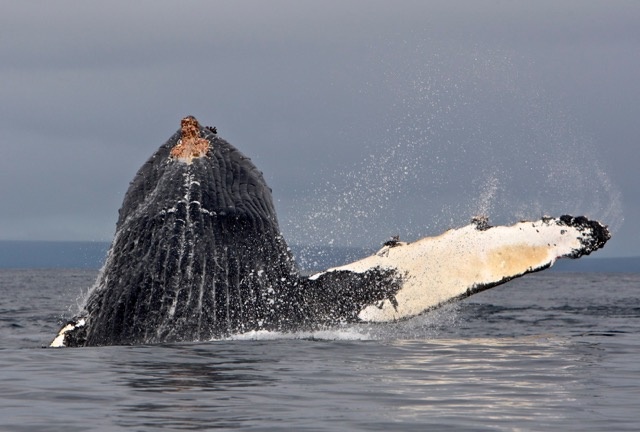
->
[310,215,610,323]
[50,317,87,348]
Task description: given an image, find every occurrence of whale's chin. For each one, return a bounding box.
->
[50,117,610,348]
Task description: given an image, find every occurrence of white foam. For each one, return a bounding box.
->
[221,327,374,342]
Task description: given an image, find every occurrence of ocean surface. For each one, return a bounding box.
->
[1,269,638,431]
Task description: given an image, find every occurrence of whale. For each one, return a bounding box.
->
[51,116,610,347]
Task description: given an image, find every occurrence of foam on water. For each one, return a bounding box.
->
[221,302,462,342]
[224,327,375,342]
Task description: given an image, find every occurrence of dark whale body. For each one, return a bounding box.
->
[52,116,610,347]
[58,118,401,347]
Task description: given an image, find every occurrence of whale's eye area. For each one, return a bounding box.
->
[170,116,211,163]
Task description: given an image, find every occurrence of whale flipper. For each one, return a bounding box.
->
[51,117,610,347]
[309,215,609,322]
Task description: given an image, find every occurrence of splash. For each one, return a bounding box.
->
[472,173,500,220]
[286,42,623,255]
[223,302,461,342]
[224,327,375,342]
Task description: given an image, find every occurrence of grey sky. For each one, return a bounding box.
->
[1,1,638,257]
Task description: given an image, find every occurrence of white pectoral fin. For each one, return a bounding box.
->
[50,317,86,348]
[312,215,610,323]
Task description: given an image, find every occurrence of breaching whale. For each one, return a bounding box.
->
[51,116,610,347]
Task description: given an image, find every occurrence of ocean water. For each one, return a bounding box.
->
[1,269,638,431]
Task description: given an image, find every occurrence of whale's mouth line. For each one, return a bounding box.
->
[169,116,211,164]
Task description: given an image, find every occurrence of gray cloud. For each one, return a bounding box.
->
[1,1,637,257]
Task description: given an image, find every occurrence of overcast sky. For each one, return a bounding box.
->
[1,1,638,257]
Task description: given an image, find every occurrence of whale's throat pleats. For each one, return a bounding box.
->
[80,117,302,345]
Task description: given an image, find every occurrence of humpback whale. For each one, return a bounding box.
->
[51,116,610,347]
